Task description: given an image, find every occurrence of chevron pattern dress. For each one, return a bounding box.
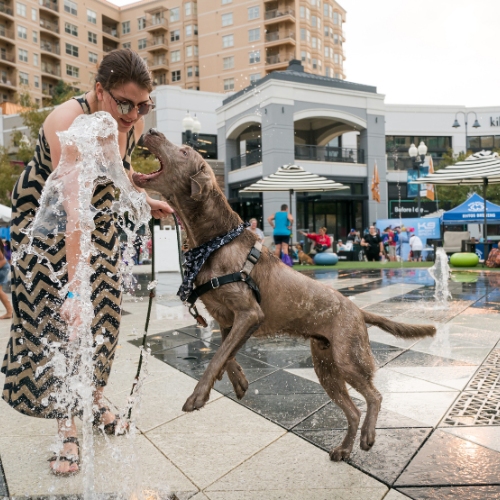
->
[1,95,136,418]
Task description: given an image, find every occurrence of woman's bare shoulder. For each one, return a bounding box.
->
[44,98,84,135]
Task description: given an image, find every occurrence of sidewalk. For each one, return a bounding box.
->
[1,269,500,498]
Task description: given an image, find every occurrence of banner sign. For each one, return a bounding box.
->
[407,166,429,198]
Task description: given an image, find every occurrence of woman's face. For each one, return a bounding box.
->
[369,226,376,235]
[250,220,257,229]
[98,82,150,133]
[319,227,326,235]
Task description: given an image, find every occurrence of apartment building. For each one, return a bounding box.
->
[0,0,345,109]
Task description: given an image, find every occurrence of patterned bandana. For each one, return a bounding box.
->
[177,222,249,302]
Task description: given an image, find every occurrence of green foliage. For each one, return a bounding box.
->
[131,147,160,174]
[51,80,79,105]
[0,147,22,206]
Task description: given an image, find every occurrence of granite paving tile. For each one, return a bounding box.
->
[443,426,500,454]
[397,486,500,499]
[385,350,475,367]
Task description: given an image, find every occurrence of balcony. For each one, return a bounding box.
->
[0,3,14,19]
[102,24,118,39]
[41,83,54,97]
[0,74,15,90]
[0,27,14,42]
[265,30,295,47]
[264,9,295,25]
[103,42,118,52]
[40,40,60,56]
[39,0,58,14]
[265,52,295,69]
[41,61,60,78]
[294,145,365,164]
[147,36,167,51]
[0,50,15,66]
[146,17,167,32]
[40,18,59,34]
[231,150,262,171]
[148,57,168,71]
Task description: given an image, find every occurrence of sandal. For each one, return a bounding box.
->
[48,436,80,476]
[93,406,127,435]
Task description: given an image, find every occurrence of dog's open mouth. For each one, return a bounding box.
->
[131,152,164,187]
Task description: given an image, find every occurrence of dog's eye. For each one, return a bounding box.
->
[182,150,188,157]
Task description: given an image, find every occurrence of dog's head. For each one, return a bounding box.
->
[295,243,304,251]
[132,129,217,207]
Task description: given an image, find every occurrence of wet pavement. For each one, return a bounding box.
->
[1,267,500,498]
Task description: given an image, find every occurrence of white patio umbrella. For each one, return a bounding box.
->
[0,204,11,224]
[240,164,348,216]
[414,150,500,243]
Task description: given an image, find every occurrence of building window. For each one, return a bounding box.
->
[16,2,26,16]
[89,51,97,63]
[248,28,259,42]
[31,7,36,20]
[311,15,317,27]
[32,30,37,42]
[222,0,232,3]
[122,21,130,35]
[170,29,180,41]
[223,78,234,91]
[138,38,147,50]
[222,34,233,48]
[248,6,259,19]
[300,29,306,41]
[18,48,28,62]
[334,53,339,64]
[66,43,78,57]
[122,42,131,49]
[223,55,233,69]
[88,32,97,44]
[301,50,306,62]
[33,53,38,66]
[87,8,96,24]
[249,72,260,83]
[323,3,329,16]
[300,6,305,18]
[138,17,146,30]
[170,7,179,22]
[312,37,317,48]
[185,2,191,15]
[312,58,317,69]
[19,71,28,85]
[63,0,77,16]
[334,34,339,44]
[333,11,339,25]
[222,12,232,26]
[65,22,78,36]
[171,70,181,82]
[324,46,329,57]
[187,66,193,77]
[185,25,192,36]
[194,24,198,34]
[186,45,192,57]
[34,75,39,88]
[171,50,180,62]
[17,26,27,39]
[249,50,260,64]
[194,65,199,76]
[66,64,79,78]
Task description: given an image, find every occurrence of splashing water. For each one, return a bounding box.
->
[428,247,451,304]
[13,112,153,498]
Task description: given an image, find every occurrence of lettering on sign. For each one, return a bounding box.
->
[491,117,500,127]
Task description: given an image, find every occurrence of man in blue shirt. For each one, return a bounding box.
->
[267,204,293,258]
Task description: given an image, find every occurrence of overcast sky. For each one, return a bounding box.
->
[109,0,499,107]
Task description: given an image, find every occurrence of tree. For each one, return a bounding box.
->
[0,147,22,206]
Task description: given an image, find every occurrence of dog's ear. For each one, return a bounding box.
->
[190,165,213,201]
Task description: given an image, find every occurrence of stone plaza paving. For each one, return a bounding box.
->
[1,267,500,499]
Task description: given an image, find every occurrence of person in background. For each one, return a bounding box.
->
[346,229,360,244]
[0,240,12,319]
[300,227,332,253]
[361,225,384,261]
[267,204,293,258]
[337,240,348,251]
[2,240,11,264]
[247,218,264,243]
[386,226,397,262]
[409,231,423,261]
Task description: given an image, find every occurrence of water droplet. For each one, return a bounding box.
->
[95,335,104,345]
[41,397,49,406]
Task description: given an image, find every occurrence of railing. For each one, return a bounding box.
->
[40,18,59,33]
[148,36,166,47]
[0,27,14,39]
[0,76,13,86]
[41,62,60,76]
[42,84,54,95]
[265,30,295,42]
[149,57,167,66]
[264,9,295,20]
[231,150,262,171]
[103,43,118,52]
[0,3,13,16]
[0,51,15,63]
[102,24,118,37]
[39,0,58,12]
[266,52,294,65]
[40,40,60,54]
[294,145,365,164]
[146,18,167,29]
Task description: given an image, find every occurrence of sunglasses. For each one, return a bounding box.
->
[107,89,155,116]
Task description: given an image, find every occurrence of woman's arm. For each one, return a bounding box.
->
[267,214,275,227]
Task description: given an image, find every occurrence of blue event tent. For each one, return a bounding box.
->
[442,193,500,225]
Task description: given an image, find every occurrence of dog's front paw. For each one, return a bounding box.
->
[360,429,376,451]
[182,390,209,412]
[329,445,352,462]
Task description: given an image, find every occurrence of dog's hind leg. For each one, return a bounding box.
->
[311,339,361,461]
[219,327,249,399]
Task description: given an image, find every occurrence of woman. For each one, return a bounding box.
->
[267,204,293,258]
[1,49,171,476]
[361,225,384,262]
[300,227,332,253]
[0,240,12,319]
[247,218,264,242]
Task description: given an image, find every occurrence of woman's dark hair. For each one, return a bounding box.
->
[95,49,153,92]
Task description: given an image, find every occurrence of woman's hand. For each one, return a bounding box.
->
[60,298,82,342]
[147,197,174,219]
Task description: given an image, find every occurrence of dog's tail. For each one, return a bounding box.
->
[362,310,436,339]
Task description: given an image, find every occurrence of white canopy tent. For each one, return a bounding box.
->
[0,204,11,224]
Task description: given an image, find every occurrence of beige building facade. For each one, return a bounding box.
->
[0,0,345,108]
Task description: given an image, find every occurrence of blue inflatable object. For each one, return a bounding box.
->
[314,253,338,266]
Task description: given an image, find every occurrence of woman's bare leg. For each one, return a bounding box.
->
[0,288,12,319]
[50,418,79,474]
[274,243,282,258]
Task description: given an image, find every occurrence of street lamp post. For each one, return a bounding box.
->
[182,110,201,150]
[408,141,428,217]
[452,111,481,153]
